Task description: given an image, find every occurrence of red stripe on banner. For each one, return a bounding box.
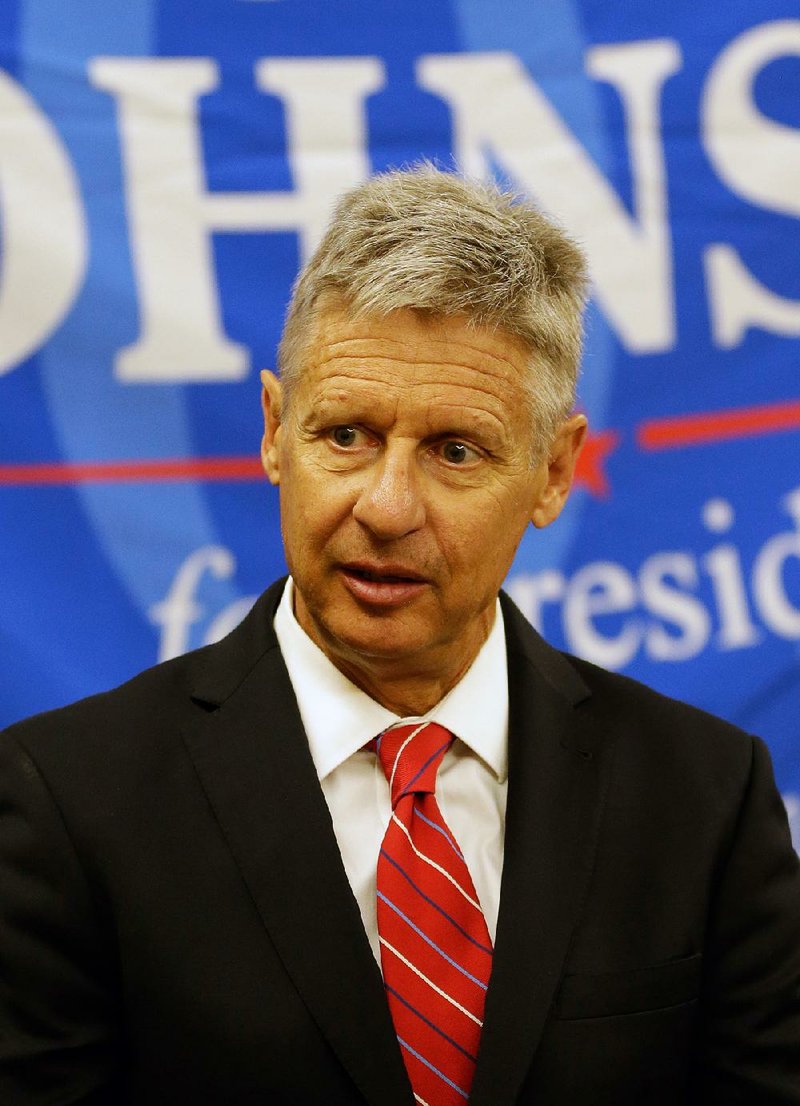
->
[637,399,800,450]
[2,400,797,490]
[0,457,264,486]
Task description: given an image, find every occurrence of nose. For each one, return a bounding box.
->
[352,446,426,539]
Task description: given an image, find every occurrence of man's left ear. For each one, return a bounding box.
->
[531,414,588,529]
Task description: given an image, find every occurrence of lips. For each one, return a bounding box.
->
[339,562,429,607]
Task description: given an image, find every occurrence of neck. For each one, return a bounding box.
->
[331,654,473,717]
[291,588,495,717]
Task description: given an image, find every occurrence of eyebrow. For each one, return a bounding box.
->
[304,378,512,447]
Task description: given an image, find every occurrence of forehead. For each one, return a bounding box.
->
[295,307,532,417]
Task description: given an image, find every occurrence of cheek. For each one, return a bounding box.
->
[451,494,530,573]
[430,510,491,576]
[285,466,356,543]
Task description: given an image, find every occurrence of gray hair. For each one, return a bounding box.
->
[278,165,588,456]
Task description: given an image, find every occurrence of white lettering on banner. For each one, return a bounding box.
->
[89,59,246,383]
[418,42,681,353]
[0,73,87,375]
[639,552,711,661]
[701,499,762,649]
[703,21,800,347]
[89,57,383,382]
[254,58,383,258]
[562,562,639,669]
[704,245,800,348]
[149,544,239,661]
[506,487,800,667]
[2,22,800,377]
[753,488,800,637]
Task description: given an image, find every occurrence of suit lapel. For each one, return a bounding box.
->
[182,582,412,1106]
[469,595,614,1106]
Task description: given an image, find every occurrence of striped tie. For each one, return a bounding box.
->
[372,721,493,1106]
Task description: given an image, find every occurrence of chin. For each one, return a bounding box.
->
[324,616,431,663]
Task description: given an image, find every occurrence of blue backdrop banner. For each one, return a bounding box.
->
[1,1,798,844]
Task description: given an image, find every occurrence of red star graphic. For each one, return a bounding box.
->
[573,429,619,499]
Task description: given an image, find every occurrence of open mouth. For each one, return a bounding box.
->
[345,567,423,584]
[340,565,429,605]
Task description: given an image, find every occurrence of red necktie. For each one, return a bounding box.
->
[372,721,493,1105]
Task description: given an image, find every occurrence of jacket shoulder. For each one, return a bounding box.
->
[564,650,749,741]
[500,589,755,781]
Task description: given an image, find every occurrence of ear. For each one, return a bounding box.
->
[260,370,283,485]
[531,414,588,529]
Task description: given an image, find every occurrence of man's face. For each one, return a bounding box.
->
[261,307,584,692]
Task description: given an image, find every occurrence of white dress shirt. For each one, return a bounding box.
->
[274,578,509,964]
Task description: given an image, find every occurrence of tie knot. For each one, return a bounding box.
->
[372,721,454,807]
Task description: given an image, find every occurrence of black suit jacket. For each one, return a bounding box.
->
[1,580,799,1105]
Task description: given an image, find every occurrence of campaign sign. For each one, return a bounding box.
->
[1,1,798,845]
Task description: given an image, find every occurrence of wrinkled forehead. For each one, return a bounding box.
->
[297,296,533,377]
[301,306,530,389]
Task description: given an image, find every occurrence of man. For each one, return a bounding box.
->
[1,168,799,1106]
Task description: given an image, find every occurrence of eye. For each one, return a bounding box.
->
[330,425,361,448]
[440,440,479,465]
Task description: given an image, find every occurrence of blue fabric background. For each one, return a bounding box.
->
[1,1,798,842]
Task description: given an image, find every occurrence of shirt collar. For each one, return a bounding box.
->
[274,578,508,783]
